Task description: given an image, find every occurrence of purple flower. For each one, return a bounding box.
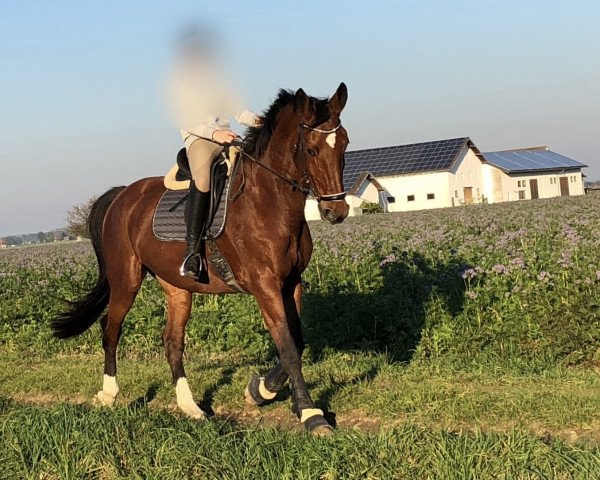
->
[461,268,477,279]
[509,257,526,270]
[537,271,552,282]
[379,253,396,268]
[557,252,572,268]
[491,264,508,274]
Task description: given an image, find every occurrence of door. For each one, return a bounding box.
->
[559,177,569,196]
[529,179,539,199]
[463,187,473,204]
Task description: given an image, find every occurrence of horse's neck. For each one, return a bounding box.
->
[240,149,307,227]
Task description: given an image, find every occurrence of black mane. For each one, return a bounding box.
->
[244,89,331,157]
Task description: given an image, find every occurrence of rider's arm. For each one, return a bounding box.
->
[185,122,219,142]
[235,110,261,127]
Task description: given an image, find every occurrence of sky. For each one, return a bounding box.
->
[1,0,599,235]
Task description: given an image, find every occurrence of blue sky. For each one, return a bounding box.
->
[1,0,599,235]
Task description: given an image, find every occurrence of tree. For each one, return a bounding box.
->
[361,201,383,215]
[66,196,97,239]
[4,235,22,245]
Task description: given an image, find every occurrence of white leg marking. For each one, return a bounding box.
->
[95,374,119,407]
[325,132,336,148]
[258,377,277,400]
[300,408,324,423]
[176,377,207,420]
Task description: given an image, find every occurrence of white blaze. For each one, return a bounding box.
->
[325,132,336,148]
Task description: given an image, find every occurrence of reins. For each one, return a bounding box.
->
[235,142,311,195]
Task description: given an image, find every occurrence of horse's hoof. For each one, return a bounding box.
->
[94,390,116,407]
[178,402,208,421]
[244,375,277,406]
[244,384,259,405]
[311,424,334,437]
[301,409,333,436]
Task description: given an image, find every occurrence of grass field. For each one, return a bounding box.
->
[1,195,600,478]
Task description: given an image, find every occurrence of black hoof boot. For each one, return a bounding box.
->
[303,413,333,436]
[291,386,333,436]
[244,375,278,406]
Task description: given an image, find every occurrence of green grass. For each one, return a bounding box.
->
[1,351,598,445]
[1,398,598,480]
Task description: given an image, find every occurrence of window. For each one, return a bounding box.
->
[550,178,557,185]
[427,193,435,200]
[407,195,415,202]
[517,180,527,188]
[455,190,458,198]
[518,190,526,200]
[387,196,396,203]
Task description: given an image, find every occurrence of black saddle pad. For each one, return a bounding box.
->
[152,157,233,242]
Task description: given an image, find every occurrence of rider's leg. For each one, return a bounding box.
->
[180,138,223,279]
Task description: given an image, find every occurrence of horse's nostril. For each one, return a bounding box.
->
[323,208,339,223]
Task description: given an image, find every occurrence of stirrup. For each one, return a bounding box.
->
[179,252,201,278]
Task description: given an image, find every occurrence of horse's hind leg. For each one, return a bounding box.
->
[95,262,143,406]
[157,277,207,420]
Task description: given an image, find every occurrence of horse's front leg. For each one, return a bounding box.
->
[245,281,303,403]
[158,278,207,420]
[253,283,331,435]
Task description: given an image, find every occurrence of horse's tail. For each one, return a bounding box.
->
[51,186,126,339]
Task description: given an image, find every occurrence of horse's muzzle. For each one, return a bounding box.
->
[318,200,349,224]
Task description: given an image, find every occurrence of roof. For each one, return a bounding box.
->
[343,137,471,191]
[482,149,587,173]
[349,172,387,195]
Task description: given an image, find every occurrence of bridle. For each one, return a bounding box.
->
[236,122,347,203]
[298,123,347,202]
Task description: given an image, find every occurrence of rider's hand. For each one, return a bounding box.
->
[212,130,237,144]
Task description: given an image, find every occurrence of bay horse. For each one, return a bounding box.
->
[52,83,349,435]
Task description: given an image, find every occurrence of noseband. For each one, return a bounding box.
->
[297,123,347,202]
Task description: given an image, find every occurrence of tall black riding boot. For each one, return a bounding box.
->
[180,181,211,280]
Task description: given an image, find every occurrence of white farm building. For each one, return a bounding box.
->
[304,137,587,220]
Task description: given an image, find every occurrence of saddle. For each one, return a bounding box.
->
[152,147,245,293]
[153,147,238,241]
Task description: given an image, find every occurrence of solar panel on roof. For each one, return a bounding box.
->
[343,137,469,190]
[482,150,587,173]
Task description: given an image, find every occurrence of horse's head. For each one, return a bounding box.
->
[294,83,350,224]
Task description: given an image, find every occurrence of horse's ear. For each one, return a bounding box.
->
[295,88,310,113]
[329,82,348,113]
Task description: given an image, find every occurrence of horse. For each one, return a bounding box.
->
[51,83,350,435]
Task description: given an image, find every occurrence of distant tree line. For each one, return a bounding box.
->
[1,230,73,246]
[1,196,97,246]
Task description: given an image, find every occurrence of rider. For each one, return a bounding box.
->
[168,30,260,280]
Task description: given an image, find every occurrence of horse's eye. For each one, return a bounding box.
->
[306,148,317,157]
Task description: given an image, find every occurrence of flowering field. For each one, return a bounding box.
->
[1,195,600,478]
[1,194,599,370]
